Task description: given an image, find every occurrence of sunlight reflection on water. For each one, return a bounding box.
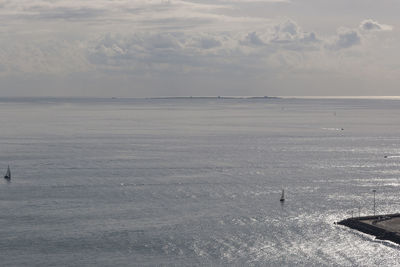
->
[1,98,400,265]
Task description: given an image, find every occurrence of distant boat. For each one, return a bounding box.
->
[280,189,285,202]
[4,165,10,180]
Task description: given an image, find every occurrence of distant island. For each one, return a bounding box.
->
[248,96,280,99]
[148,96,281,100]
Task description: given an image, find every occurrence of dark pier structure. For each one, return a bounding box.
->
[338,213,400,245]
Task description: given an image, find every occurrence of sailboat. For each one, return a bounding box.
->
[4,165,11,180]
[280,189,285,202]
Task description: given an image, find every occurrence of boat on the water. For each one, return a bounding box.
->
[280,189,285,202]
[4,165,11,180]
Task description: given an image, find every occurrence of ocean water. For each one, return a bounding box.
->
[1,97,400,266]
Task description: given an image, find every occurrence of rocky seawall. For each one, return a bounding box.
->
[338,213,400,245]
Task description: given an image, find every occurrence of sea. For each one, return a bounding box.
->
[1,97,400,266]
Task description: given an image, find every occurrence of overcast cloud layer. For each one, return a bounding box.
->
[0,0,398,97]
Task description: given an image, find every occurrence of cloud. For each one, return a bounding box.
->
[242,32,265,46]
[197,37,222,49]
[271,20,319,45]
[86,19,324,73]
[0,0,290,36]
[239,20,320,54]
[87,32,236,73]
[0,0,226,23]
[273,20,299,39]
[326,27,362,50]
[325,19,393,50]
[0,4,395,96]
[0,0,398,97]
[0,39,90,75]
[330,28,361,50]
[0,0,107,20]
[1,18,379,75]
[360,19,393,32]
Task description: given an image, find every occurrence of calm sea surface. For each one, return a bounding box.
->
[1,97,400,266]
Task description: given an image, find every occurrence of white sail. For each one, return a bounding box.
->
[280,189,285,201]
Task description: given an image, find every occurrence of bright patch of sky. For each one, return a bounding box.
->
[0,0,398,97]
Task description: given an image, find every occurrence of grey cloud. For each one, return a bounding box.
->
[0,0,398,97]
[85,18,394,76]
[336,29,361,48]
[0,39,90,75]
[0,1,108,20]
[0,16,392,79]
[79,19,324,74]
[361,20,382,31]
[360,19,393,31]
[198,37,222,49]
[0,0,226,25]
[35,7,105,20]
[146,34,183,50]
[87,32,263,76]
[271,20,319,45]
[87,24,321,75]
[89,31,251,70]
[301,32,318,43]
[20,7,106,21]
[88,33,194,69]
[271,20,299,43]
[328,28,361,50]
[238,20,320,49]
[242,32,265,46]
[276,20,298,35]
[325,19,393,50]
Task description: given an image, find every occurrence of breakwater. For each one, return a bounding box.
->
[338,213,400,245]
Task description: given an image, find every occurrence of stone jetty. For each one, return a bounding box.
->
[338,213,400,245]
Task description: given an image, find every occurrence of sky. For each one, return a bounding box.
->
[0,0,399,97]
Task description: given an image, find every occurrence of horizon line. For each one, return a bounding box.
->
[1,95,400,100]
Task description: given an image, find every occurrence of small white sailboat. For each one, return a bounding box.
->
[4,165,11,180]
[280,189,285,202]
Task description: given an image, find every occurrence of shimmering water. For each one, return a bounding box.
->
[1,97,400,266]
